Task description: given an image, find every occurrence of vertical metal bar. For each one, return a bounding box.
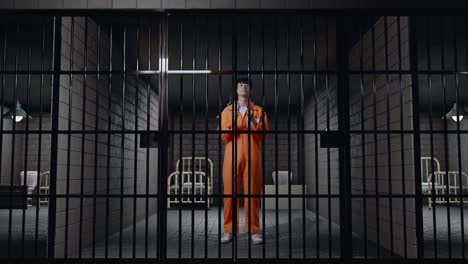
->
[231,14,238,261]
[204,15,209,261]
[337,15,352,261]
[299,14,306,260]
[313,15,319,260]
[64,16,75,258]
[370,17,381,258]
[190,15,196,259]
[144,17,151,259]
[0,21,6,258]
[48,15,62,259]
[426,16,437,258]
[92,22,101,259]
[105,22,113,259]
[78,17,89,258]
[440,16,452,259]
[178,15,183,259]
[217,15,222,259]
[457,15,467,259]
[286,15,292,259]
[157,15,162,259]
[397,16,409,259]
[7,23,20,259]
[383,16,395,256]
[261,14,266,260]
[326,17,332,259]
[35,17,46,258]
[247,14,252,259]
[133,18,140,260]
[274,14,279,260]
[409,15,425,261]
[21,21,33,258]
[119,23,127,259]
[157,13,169,262]
[359,16,368,259]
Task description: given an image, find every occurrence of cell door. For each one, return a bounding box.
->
[163,12,343,261]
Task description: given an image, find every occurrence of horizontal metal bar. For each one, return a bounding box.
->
[4,69,468,75]
[4,130,468,135]
[3,9,468,16]
[3,193,467,199]
[4,257,468,264]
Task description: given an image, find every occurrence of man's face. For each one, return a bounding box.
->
[237,81,250,97]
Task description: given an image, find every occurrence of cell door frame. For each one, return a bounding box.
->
[1,10,429,263]
[155,11,356,262]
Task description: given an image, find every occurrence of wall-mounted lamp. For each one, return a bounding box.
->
[2,101,32,123]
[444,103,468,122]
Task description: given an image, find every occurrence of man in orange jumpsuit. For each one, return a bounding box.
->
[220,78,269,245]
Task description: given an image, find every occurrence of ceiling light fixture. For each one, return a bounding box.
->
[3,101,32,123]
[444,103,468,122]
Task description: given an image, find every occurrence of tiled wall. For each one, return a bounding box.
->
[347,16,416,257]
[303,76,340,223]
[54,16,159,257]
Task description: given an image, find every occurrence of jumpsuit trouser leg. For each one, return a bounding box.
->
[223,135,262,234]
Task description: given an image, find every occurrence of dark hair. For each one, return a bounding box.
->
[236,77,253,88]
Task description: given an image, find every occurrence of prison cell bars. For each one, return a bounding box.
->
[358,15,369,258]
[232,14,238,261]
[78,17,88,258]
[217,15,223,259]
[178,16,184,259]
[247,14,252,259]
[92,21,101,258]
[409,15,425,261]
[371,17,381,258]
[3,11,468,262]
[325,17,332,258]
[313,15,320,259]
[261,15,267,259]
[20,21,32,258]
[35,17,47,258]
[0,20,5,258]
[8,23,20,259]
[274,14,280,259]
[204,16,210,260]
[457,16,466,259]
[383,16,395,257]
[397,15,409,259]
[426,15,438,258]
[440,16,453,258]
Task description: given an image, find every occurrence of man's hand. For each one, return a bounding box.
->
[246,110,259,128]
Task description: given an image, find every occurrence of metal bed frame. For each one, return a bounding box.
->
[167,157,214,208]
[421,157,468,208]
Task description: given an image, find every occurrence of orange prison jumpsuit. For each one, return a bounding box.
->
[220,102,269,234]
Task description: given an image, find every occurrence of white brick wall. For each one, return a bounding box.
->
[347,16,417,257]
[54,16,159,257]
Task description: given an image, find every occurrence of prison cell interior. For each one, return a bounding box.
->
[0,13,467,262]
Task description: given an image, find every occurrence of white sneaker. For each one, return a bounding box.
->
[251,233,263,244]
[221,233,233,244]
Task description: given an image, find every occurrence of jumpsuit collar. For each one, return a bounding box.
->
[228,101,256,112]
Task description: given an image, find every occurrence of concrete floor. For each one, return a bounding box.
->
[2,204,468,259]
[0,205,48,258]
[80,207,343,259]
[423,204,468,258]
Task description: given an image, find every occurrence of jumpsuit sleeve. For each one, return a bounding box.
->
[252,110,269,142]
[220,109,233,142]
